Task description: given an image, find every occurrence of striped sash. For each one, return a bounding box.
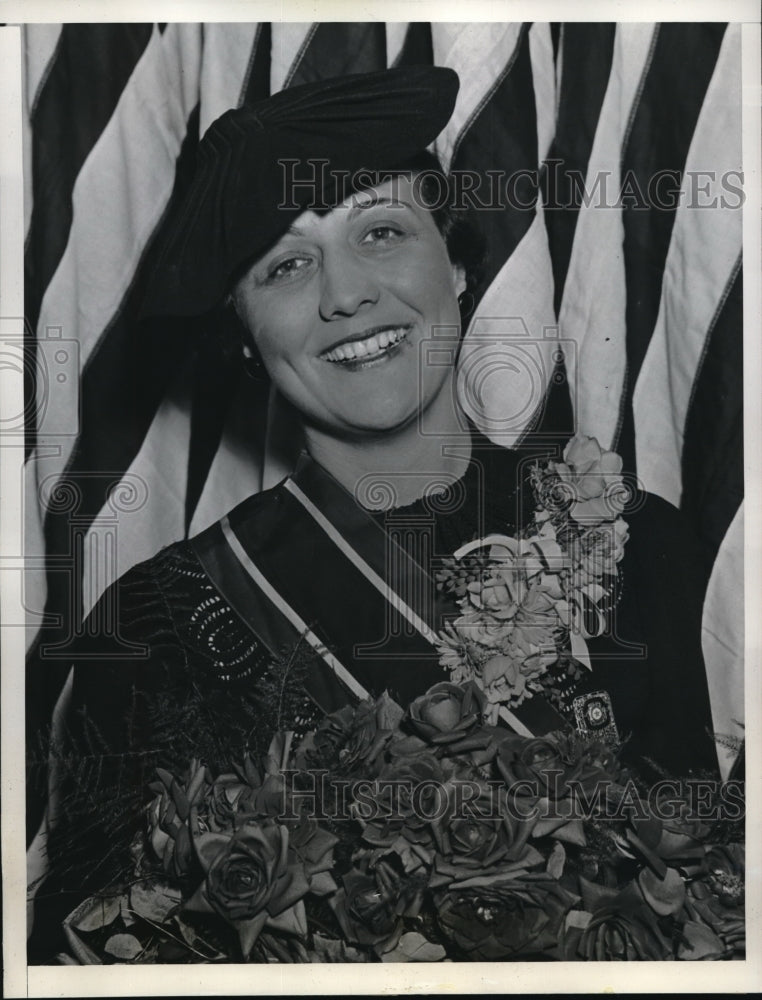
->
[192,452,566,736]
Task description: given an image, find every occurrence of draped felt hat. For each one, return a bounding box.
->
[141,66,460,318]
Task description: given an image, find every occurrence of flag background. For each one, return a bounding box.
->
[22,21,744,839]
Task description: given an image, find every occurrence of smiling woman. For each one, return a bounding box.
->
[28,64,723,965]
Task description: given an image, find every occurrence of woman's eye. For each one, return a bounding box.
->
[266,255,312,283]
[359,224,405,247]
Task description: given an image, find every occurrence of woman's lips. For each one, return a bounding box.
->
[321,325,411,366]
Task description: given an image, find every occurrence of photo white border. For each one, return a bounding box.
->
[2,1,760,995]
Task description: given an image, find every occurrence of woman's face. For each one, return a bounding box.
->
[233,176,466,437]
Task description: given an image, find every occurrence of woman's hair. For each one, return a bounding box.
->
[216,150,487,369]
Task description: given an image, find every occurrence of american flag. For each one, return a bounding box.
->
[23,21,744,848]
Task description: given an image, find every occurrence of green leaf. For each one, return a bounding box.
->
[62,924,102,965]
[104,933,143,961]
[677,921,726,960]
[381,932,446,963]
[638,866,686,917]
[129,880,182,923]
[578,875,619,913]
[68,894,123,932]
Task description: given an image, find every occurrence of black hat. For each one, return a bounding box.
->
[141,66,459,318]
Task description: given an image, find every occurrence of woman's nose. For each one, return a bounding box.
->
[318,251,380,320]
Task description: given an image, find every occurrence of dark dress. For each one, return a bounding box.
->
[27,432,719,961]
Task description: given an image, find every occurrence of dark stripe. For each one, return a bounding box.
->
[393,22,433,66]
[613,22,727,470]
[183,23,274,532]
[24,24,154,453]
[550,22,561,64]
[680,260,743,589]
[240,22,271,104]
[450,25,537,300]
[543,23,616,315]
[287,22,387,87]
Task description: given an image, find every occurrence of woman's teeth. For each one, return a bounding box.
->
[323,327,409,363]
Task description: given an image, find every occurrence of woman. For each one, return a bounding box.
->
[29,66,719,958]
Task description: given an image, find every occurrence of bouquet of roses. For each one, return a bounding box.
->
[436,434,631,715]
[59,682,744,964]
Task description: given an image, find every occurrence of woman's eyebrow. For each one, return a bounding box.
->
[348,195,416,216]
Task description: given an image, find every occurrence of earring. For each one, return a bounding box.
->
[242,347,268,382]
[458,290,474,317]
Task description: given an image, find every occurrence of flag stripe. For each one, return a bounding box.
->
[680,262,743,581]
[557,24,656,449]
[271,23,315,93]
[289,22,387,85]
[198,23,261,134]
[22,24,63,241]
[392,22,432,67]
[450,25,537,294]
[614,22,728,468]
[241,22,271,104]
[544,23,616,315]
[701,503,744,779]
[432,23,523,172]
[633,24,742,508]
[24,25,154,338]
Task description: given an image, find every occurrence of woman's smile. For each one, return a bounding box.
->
[319,323,412,368]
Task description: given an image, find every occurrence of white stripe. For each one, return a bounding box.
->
[271,22,315,93]
[431,22,522,171]
[558,23,656,449]
[199,22,261,135]
[633,25,742,505]
[385,22,408,67]
[528,23,556,162]
[701,503,744,779]
[22,23,62,239]
[457,209,557,448]
[284,478,441,647]
[497,705,533,738]
[220,516,368,702]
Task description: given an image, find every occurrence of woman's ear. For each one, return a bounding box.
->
[453,265,467,299]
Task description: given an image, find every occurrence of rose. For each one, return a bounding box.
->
[405,681,486,747]
[551,434,627,525]
[429,782,538,888]
[186,819,323,957]
[359,752,448,856]
[330,861,425,953]
[577,895,673,960]
[572,520,629,585]
[452,610,505,649]
[498,736,579,800]
[297,692,403,777]
[436,874,577,960]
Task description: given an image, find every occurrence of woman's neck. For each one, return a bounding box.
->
[303,384,472,510]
